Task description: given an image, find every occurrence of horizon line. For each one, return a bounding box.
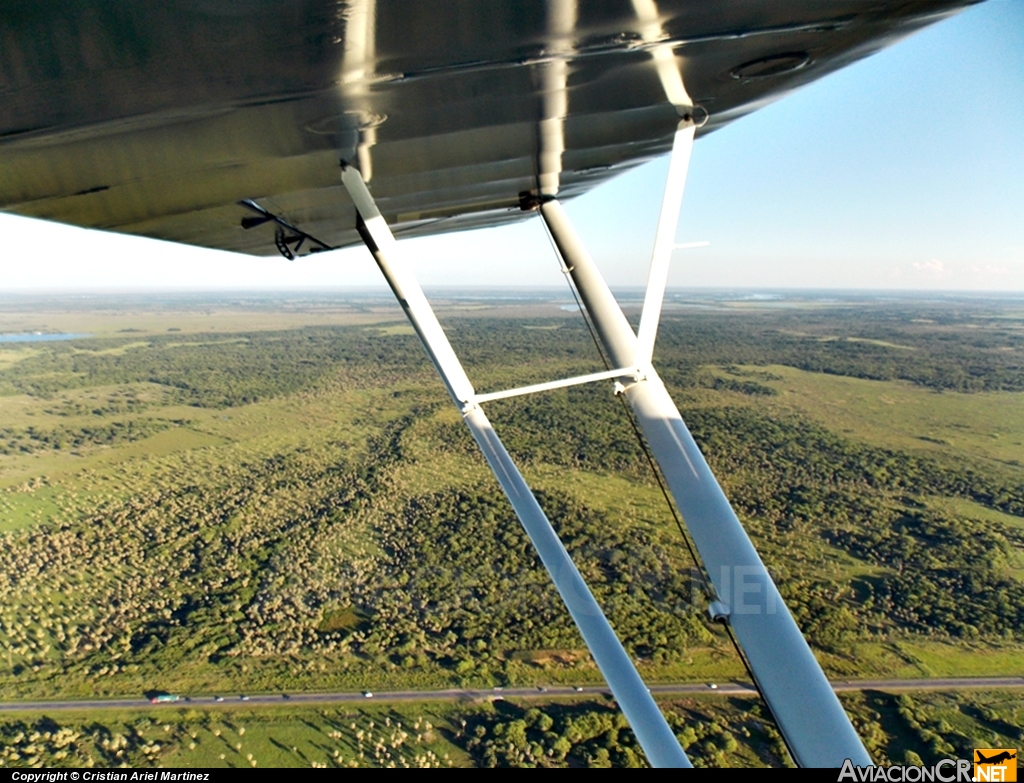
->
[2,285,1023,297]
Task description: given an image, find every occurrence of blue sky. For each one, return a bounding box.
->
[2,0,1021,292]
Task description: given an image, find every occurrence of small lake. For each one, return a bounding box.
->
[0,333,92,343]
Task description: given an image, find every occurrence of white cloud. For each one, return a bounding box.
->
[912,258,948,276]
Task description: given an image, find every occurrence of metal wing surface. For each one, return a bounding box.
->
[1,1,976,255]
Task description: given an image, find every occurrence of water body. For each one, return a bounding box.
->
[0,333,91,343]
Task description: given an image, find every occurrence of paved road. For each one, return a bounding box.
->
[0,677,1021,713]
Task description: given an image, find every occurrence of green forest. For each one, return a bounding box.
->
[0,293,1021,767]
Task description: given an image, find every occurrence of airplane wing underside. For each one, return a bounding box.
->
[0,0,977,256]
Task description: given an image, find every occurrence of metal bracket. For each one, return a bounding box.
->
[238,199,333,260]
[518,190,555,212]
[707,601,731,623]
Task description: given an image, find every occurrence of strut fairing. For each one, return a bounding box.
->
[0,1,977,256]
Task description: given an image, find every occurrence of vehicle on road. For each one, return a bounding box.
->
[214,696,224,702]
[239,694,250,701]
[149,694,180,704]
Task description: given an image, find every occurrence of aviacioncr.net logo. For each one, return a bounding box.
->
[838,758,972,782]
[974,749,1017,782]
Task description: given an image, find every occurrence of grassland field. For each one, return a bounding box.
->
[0,291,1022,767]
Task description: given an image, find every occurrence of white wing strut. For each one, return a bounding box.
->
[636,120,695,368]
[539,197,872,768]
[340,163,691,769]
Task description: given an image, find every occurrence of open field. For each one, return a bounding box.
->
[0,291,1022,766]
[708,364,1024,468]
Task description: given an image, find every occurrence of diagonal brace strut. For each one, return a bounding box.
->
[340,162,690,769]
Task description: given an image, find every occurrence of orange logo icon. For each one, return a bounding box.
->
[974,749,1017,782]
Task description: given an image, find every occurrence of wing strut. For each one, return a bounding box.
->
[635,121,696,367]
[340,163,691,769]
[537,131,872,765]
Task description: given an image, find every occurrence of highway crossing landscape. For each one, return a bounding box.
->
[1,677,1023,713]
